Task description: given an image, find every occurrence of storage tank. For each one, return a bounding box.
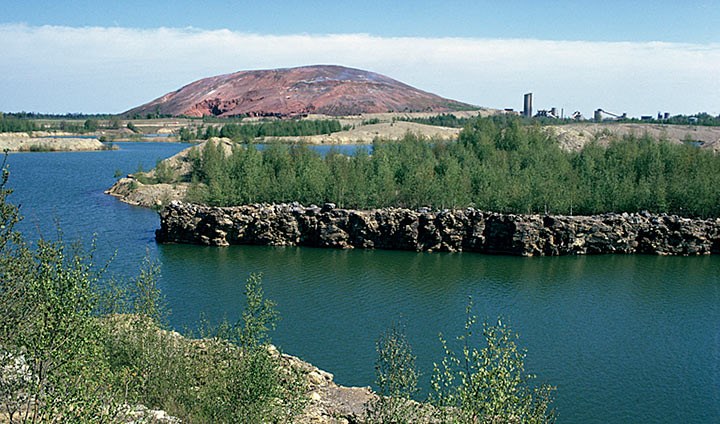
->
[523,93,533,117]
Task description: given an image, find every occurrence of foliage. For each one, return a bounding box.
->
[429,301,555,423]
[662,112,720,126]
[186,274,306,423]
[368,301,555,423]
[366,323,425,423]
[186,116,720,217]
[153,159,175,184]
[83,119,99,132]
[0,232,117,421]
[180,119,346,142]
[0,116,37,133]
[396,113,473,128]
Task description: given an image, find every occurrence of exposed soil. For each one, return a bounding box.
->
[124,65,477,118]
[549,122,720,151]
[0,133,112,152]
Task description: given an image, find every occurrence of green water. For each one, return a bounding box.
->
[6,144,720,423]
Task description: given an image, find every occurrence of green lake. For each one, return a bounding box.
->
[7,143,720,423]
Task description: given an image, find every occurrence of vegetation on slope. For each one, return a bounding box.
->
[395,113,475,128]
[184,116,720,217]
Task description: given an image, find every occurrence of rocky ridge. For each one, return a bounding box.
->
[156,202,720,256]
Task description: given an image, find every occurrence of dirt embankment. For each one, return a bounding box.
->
[271,121,462,144]
[549,123,720,151]
[0,132,114,152]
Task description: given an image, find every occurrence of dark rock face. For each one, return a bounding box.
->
[156,202,720,256]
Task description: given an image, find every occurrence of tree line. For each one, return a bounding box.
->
[395,113,474,128]
[184,116,720,218]
[0,115,38,132]
[0,114,123,133]
[179,119,349,142]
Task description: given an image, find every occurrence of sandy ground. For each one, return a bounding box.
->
[0,133,111,152]
[268,121,462,144]
[549,123,720,151]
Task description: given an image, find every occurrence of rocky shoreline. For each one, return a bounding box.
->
[156,202,720,256]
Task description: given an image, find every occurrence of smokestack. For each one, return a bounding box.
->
[523,93,533,118]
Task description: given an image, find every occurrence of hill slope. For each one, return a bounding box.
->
[125,65,476,118]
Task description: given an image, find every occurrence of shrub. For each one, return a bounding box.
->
[366,323,426,423]
[430,301,555,423]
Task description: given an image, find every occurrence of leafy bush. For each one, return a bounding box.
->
[369,301,555,423]
[366,323,426,423]
[430,302,555,423]
[153,159,175,184]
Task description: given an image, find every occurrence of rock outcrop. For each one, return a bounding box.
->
[156,202,720,256]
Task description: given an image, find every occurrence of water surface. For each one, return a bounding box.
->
[6,143,720,423]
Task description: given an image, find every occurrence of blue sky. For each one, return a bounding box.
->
[5,0,719,42]
[2,1,719,115]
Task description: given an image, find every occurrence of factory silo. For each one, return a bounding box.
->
[523,93,533,118]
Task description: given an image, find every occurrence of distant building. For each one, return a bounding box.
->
[594,109,603,122]
[535,109,560,119]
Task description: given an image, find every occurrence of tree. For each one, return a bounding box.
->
[197,274,306,423]
[83,119,98,132]
[367,323,423,423]
[430,300,556,423]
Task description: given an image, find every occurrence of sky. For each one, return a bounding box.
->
[1,0,719,117]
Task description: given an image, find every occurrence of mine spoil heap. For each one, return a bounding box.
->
[124,65,475,118]
[156,202,720,256]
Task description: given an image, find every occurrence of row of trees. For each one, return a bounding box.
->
[0,115,122,133]
[179,119,349,142]
[396,113,474,128]
[399,112,720,128]
[664,112,720,126]
[0,116,38,132]
[184,116,720,217]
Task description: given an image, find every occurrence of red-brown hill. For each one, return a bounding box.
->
[124,65,477,118]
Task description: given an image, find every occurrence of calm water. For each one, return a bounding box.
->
[6,143,720,423]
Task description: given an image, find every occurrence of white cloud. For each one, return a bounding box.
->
[1,24,718,116]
